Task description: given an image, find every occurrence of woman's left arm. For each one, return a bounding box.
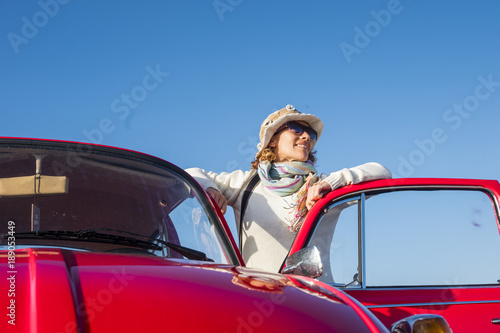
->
[323,162,392,189]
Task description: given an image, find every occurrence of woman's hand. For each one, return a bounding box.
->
[306,181,332,210]
[206,187,228,214]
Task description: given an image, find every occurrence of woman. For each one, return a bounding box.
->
[187,104,391,272]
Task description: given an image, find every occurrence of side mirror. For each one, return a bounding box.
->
[281,245,323,278]
[391,314,453,333]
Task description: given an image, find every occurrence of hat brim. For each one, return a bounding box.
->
[258,113,324,151]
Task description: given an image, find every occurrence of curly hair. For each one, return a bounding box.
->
[251,147,317,169]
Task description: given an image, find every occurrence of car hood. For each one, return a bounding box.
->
[1,248,384,332]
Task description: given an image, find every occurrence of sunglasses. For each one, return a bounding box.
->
[276,121,318,141]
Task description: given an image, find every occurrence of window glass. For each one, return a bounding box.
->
[168,196,226,263]
[309,198,359,286]
[365,190,500,286]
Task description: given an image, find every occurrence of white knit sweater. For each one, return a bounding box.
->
[186,162,391,272]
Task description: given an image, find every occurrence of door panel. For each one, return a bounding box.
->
[346,287,500,332]
[308,188,500,331]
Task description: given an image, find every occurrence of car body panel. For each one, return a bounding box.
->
[347,287,500,331]
[1,248,383,332]
[286,177,500,332]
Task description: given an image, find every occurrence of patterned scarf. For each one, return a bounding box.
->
[258,161,318,232]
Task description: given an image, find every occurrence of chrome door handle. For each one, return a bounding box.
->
[492,318,500,325]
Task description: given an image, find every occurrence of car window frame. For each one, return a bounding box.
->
[304,184,500,290]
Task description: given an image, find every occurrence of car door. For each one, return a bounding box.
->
[302,181,500,332]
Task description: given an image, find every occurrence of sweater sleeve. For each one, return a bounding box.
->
[185,167,255,207]
[322,162,392,190]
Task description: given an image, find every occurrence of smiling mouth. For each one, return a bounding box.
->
[296,144,309,150]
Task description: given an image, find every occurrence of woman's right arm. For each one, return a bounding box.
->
[185,168,255,212]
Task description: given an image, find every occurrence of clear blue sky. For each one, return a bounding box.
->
[1,0,499,180]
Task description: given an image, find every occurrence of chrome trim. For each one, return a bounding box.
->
[322,196,362,214]
[366,299,500,309]
[391,314,453,333]
[359,193,366,288]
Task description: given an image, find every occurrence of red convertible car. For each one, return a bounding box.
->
[0,138,449,332]
[282,175,500,332]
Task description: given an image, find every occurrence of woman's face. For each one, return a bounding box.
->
[269,121,314,163]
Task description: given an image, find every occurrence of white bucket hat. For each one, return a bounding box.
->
[257,104,324,152]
